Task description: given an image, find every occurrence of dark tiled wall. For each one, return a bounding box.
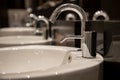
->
[101,0,120,20]
[0,0,8,27]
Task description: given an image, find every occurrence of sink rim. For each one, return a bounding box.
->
[0,27,35,32]
[0,27,36,36]
[0,45,103,79]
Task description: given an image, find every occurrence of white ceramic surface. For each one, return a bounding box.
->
[0,27,36,36]
[0,36,51,47]
[0,45,103,80]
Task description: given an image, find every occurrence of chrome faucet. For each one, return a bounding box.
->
[49,3,87,37]
[92,10,109,21]
[35,15,50,39]
[25,13,38,27]
[26,13,50,39]
[49,3,96,58]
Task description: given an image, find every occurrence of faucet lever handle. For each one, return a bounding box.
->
[60,35,83,43]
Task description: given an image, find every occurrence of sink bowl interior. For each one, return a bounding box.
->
[0,45,70,74]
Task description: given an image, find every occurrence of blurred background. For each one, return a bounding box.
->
[0,0,120,27]
[0,0,120,80]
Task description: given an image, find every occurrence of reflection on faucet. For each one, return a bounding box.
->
[65,13,77,21]
[49,3,97,58]
[92,10,110,21]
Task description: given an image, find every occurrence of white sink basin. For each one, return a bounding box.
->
[0,36,51,47]
[0,45,103,80]
[0,27,36,36]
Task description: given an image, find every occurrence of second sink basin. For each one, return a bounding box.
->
[0,36,51,47]
[0,27,36,36]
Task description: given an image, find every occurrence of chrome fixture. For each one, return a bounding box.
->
[36,15,49,39]
[49,3,87,41]
[25,13,38,27]
[92,10,110,21]
[50,3,96,58]
[26,13,49,39]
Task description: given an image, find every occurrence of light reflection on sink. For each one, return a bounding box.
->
[0,36,51,47]
[0,27,36,36]
[0,45,103,80]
